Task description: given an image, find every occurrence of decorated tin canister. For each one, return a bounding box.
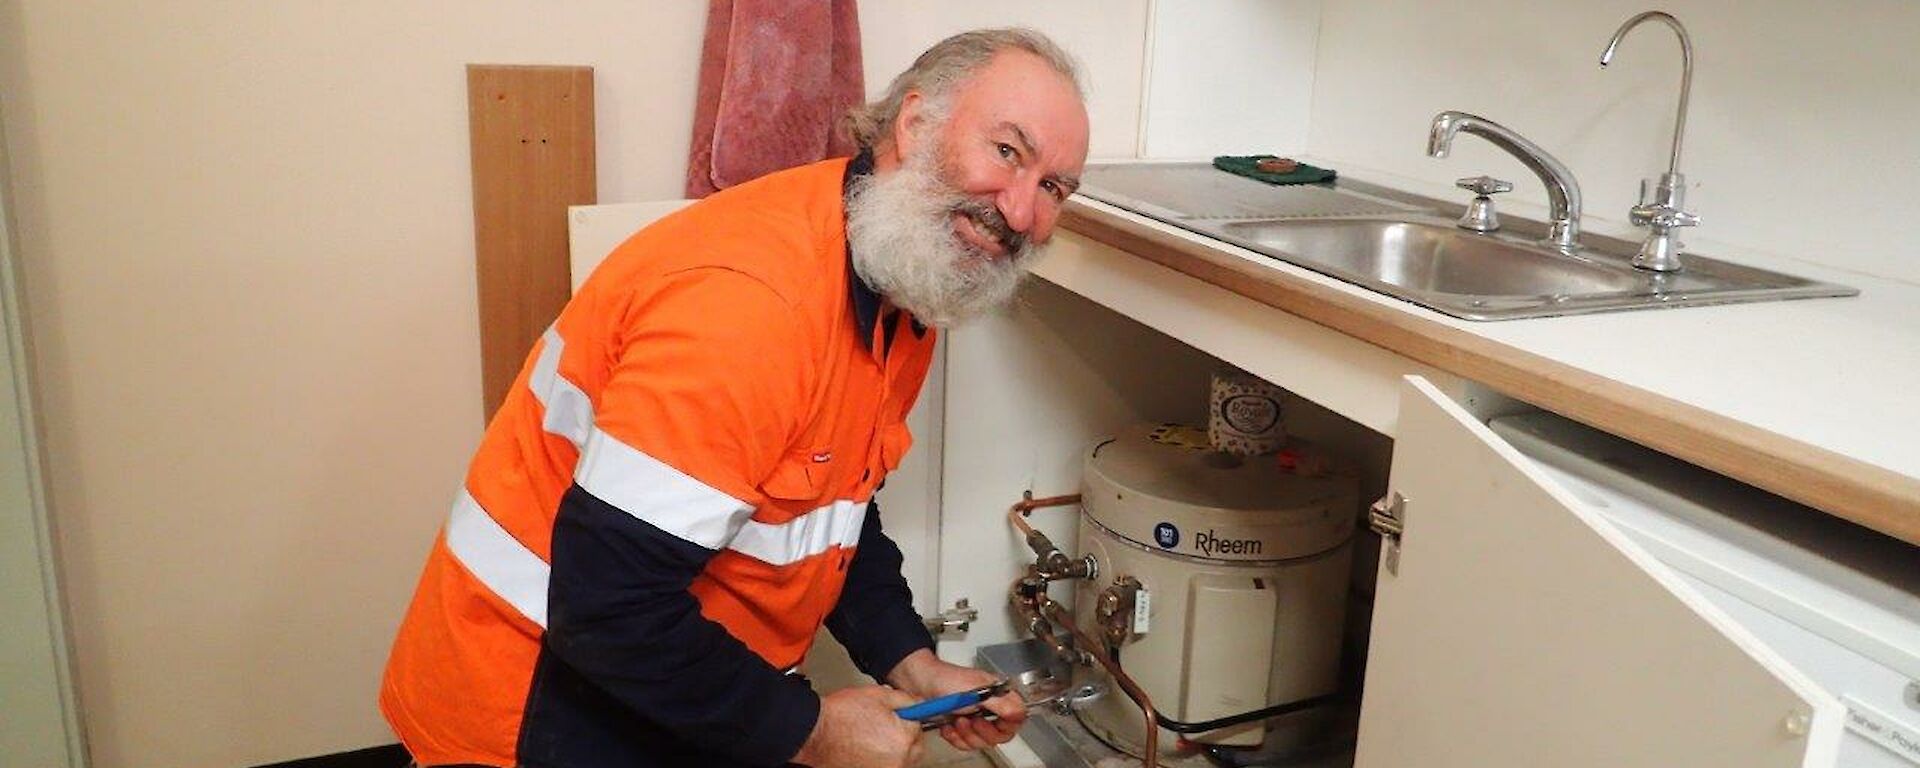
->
[1209,368,1286,456]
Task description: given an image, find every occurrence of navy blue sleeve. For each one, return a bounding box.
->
[540,483,819,767]
[824,501,936,681]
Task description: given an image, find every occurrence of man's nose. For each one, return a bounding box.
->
[995,181,1038,235]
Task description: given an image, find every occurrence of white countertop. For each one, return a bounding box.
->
[1471,264,1920,482]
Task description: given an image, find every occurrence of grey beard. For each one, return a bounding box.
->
[845,147,1037,328]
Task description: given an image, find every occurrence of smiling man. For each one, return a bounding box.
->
[380,28,1089,768]
[844,32,1087,328]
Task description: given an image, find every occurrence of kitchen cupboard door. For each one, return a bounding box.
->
[1353,377,1843,768]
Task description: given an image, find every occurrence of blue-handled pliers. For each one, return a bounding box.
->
[893,680,1011,731]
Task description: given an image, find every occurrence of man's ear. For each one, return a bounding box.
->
[892,91,926,160]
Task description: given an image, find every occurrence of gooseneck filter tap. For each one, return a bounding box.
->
[1601,10,1700,272]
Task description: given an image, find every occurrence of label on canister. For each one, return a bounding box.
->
[1210,369,1286,455]
[1132,589,1152,635]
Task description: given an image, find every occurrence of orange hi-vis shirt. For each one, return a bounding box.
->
[381,154,939,768]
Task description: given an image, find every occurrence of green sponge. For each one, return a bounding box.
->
[1213,155,1337,186]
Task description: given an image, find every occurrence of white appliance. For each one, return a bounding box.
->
[1070,423,1358,755]
[1493,413,1920,768]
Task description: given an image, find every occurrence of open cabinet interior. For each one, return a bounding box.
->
[935,276,1392,657]
[570,203,1906,768]
[932,277,1390,767]
[930,277,1856,768]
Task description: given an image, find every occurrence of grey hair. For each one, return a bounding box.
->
[843,28,1084,149]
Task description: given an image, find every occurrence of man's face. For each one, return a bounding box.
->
[847,50,1090,327]
[913,50,1090,257]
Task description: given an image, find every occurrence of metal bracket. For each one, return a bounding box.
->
[1369,491,1408,576]
[924,598,980,638]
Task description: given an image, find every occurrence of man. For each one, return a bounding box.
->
[381,28,1090,768]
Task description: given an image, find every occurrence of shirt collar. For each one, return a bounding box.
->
[844,149,903,358]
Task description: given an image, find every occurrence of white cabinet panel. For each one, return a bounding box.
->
[1356,376,1841,768]
[567,201,690,291]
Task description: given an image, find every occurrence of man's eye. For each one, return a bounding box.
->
[1041,180,1064,201]
[995,143,1016,160]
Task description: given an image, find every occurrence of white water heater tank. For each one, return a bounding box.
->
[1072,424,1356,754]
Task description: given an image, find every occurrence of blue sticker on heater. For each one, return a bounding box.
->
[1153,522,1179,549]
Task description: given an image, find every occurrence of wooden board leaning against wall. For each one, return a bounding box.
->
[467,64,595,420]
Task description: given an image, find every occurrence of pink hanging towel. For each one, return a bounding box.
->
[686,0,864,198]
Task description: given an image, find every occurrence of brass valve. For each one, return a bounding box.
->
[1094,576,1143,652]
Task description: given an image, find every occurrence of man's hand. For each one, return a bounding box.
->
[886,649,1028,752]
[792,685,924,768]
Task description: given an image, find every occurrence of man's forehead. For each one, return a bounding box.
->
[954,53,1089,168]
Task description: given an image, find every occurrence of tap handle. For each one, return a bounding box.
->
[1662,209,1700,229]
[1454,176,1511,233]
[1630,203,1700,231]
[1456,175,1514,196]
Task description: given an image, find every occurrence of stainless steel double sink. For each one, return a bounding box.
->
[1078,163,1856,321]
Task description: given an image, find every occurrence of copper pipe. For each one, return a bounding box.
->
[1012,491,1083,515]
[1008,506,1038,538]
[1040,597,1159,767]
[1008,492,1090,580]
[1007,491,1081,537]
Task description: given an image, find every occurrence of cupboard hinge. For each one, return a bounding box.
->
[923,598,979,638]
[1369,491,1408,576]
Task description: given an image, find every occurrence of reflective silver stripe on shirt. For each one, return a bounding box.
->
[444,489,550,628]
[729,499,867,566]
[532,325,856,566]
[530,326,593,450]
[575,426,756,551]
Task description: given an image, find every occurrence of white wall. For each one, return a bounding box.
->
[0,4,706,766]
[1305,0,1920,285]
[1139,0,1323,158]
[0,3,1148,767]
